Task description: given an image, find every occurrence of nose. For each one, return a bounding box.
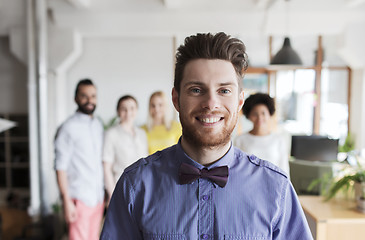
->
[85,96,95,104]
[201,91,219,110]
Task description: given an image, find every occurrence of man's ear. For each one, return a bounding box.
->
[171,87,180,112]
[238,90,244,112]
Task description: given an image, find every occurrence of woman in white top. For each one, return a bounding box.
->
[103,95,148,202]
[234,93,290,175]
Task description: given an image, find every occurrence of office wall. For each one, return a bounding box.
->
[64,36,176,126]
[0,37,27,113]
[350,69,365,150]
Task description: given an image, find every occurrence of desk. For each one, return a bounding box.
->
[299,196,365,240]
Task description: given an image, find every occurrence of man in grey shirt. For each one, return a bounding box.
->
[54,79,104,240]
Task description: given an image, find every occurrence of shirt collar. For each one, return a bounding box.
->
[75,111,94,121]
[175,138,235,170]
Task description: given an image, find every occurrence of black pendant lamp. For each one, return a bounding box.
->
[270,37,302,65]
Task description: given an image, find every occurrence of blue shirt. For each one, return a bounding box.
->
[100,141,313,240]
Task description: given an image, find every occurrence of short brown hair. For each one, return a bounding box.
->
[75,78,94,98]
[174,32,248,93]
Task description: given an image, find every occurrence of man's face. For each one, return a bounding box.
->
[172,59,244,148]
[75,84,97,115]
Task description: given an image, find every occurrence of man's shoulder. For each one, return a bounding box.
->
[62,113,103,126]
[60,113,82,126]
[124,153,158,175]
[124,145,176,175]
[234,147,288,179]
[56,114,77,133]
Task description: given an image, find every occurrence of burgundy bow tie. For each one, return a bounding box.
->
[178,162,229,188]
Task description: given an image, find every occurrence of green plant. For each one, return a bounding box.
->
[307,172,333,196]
[323,170,365,201]
[52,202,62,214]
[99,116,118,130]
[308,169,365,201]
[339,134,355,153]
[308,150,365,201]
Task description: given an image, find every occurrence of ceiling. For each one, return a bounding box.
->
[1,0,365,67]
[1,0,365,37]
[61,0,365,11]
[43,0,365,38]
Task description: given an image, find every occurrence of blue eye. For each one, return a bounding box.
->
[220,89,231,94]
[191,88,201,93]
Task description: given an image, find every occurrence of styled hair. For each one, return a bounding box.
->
[75,78,94,98]
[116,95,138,111]
[174,32,248,93]
[242,93,276,119]
[146,91,172,131]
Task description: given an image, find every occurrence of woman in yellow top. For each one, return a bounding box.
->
[142,91,181,154]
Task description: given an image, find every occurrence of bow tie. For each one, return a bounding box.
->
[178,162,229,188]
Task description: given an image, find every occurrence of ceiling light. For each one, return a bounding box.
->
[270,37,302,65]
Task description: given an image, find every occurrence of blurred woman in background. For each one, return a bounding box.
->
[234,93,290,175]
[103,95,148,203]
[142,91,181,154]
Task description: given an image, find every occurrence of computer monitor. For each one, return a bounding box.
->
[291,135,339,162]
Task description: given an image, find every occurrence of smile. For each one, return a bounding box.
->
[198,117,222,124]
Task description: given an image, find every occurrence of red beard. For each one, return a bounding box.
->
[179,110,238,148]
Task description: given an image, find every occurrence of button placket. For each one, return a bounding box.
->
[201,233,209,239]
[198,178,213,239]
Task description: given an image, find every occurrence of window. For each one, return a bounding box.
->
[0,114,30,205]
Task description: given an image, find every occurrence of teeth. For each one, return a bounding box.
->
[200,118,220,123]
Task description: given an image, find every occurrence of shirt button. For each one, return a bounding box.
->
[249,155,256,160]
[202,195,209,201]
[201,234,209,239]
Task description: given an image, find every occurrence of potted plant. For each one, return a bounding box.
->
[307,135,365,213]
[355,178,365,213]
[338,133,355,153]
[308,154,365,213]
[323,169,365,201]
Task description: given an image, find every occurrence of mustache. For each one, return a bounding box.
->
[192,110,225,116]
[82,102,95,107]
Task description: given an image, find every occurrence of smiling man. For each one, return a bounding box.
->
[100,33,313,240]
[55,79,104,240]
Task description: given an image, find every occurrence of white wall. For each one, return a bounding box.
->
[65,36,176,126]
[0,37,27,113]
[350,69,365,150]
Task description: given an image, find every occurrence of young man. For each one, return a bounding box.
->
[100,33,313,240]
[55,79,104,240]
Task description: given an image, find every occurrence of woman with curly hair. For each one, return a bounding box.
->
[234,93,290,175]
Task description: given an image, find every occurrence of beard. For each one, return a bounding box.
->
[180,109,238,148]
[78,102,96,115]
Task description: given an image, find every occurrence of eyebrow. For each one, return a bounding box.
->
[183,81,238,88]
